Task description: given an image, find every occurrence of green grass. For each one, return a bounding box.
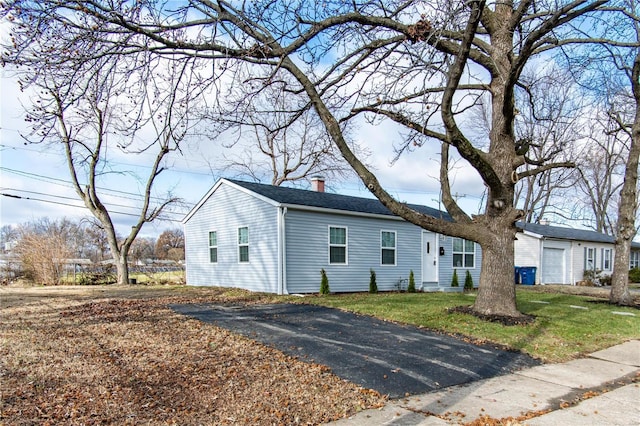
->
[304,289,640,363]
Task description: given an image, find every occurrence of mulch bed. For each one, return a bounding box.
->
[448,305,537,326]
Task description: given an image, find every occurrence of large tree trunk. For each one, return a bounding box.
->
[610,240,632,305]
[473,221,521,317]
[114,252,130,285]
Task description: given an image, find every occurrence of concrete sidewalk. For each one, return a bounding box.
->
[329,340,640,425]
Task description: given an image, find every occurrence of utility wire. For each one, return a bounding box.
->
[1,193,184,222]
[0,166,196,207]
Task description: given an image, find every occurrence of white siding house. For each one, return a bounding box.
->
[183,178,482,294]
[515,222,640,285]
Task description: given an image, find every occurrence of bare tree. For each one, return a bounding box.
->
[607,0,640,306]
[514,68,584,223]
[561,0,640,305]
[212,76,364,186]
[79,218,111,262]
[7,44,203,284]
[130,237,155,265]
[575,113,628,235]
[4,0,623,317]
[154,229,184,261]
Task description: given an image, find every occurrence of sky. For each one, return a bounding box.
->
[0,66,489,239]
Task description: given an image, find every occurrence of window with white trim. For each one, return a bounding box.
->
[602,248,612,271]
[329,226,347,264]
[238,227,249,263]
[381,231,396,265]
[208,231,217,263]
[452,237,475,268]
[585,247,596,271]
[630,251,640,269]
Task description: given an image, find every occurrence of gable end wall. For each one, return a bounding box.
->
[184,183,279,292]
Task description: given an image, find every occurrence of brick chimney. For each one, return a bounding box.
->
[311,176,325,192]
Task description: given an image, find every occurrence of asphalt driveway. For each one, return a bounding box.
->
[170,303,540,398]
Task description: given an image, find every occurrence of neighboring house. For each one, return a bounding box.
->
[182,178,482,294]
[515,222,640,285]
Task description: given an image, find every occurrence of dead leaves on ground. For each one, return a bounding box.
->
[1,296,385,425]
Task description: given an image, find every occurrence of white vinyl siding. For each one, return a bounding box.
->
[329,226,347,264]
[381,231,396,266]
[285,210,425,293]
[183,182,279,293]
[238,227,249,263]
[208,231,217,263]
[452,238,475,268]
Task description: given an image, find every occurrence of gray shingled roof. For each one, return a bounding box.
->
[228,179,452,220]
[517,221,630,245]
[225,179,639,248]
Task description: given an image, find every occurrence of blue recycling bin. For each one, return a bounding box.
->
[519,267,537,285]
[514,267,521,284]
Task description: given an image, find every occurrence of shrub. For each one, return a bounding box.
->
[320,269,330,295]
[583,269,608,286]
[407,270,416,293]
[629,268,640,283]
[464,270,474,290]
[599,274,612,287]
[369,269,378,293]
[451,269,459,287]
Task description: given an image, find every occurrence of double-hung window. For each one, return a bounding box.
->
[238,227,249,263]
[208,231,217,263]
[602,248,612,271]
[452,237,475,268]
[381,231,396,265]
[585,247,596,271]
[329,226,347,264]
[631,251,640,269]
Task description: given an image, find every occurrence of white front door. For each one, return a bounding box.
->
[422,232,438,283]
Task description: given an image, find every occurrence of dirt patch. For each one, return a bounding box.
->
[0,286,385,425]
[448,305,536,326]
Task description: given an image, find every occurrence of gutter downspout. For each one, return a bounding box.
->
[277,206,288,295]
[570,241,575,285]
[539,237,544,285]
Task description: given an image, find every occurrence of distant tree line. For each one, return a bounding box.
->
[0,218,184,285]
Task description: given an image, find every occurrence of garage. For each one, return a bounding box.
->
[542,247,565,284]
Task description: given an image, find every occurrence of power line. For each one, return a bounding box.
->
[1,188,188,217]
[0,166,195,207]
[0,141,217,177]
[1,192,185,222]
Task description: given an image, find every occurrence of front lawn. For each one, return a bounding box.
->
[306,288,640,363]
[0,285,383,425]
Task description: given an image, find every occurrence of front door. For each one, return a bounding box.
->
[422,232,438,283]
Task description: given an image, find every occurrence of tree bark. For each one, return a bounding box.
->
[472,218,521,316]
[113,252,131,285]
[610,49,640,306]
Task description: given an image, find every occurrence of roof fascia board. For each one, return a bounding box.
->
[182,179,225,224]
[521,230,543,239]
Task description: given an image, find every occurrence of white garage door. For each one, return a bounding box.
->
[542,248,564,284]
